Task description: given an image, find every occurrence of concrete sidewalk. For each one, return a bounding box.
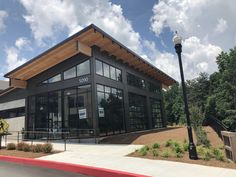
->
[38,143,236,177]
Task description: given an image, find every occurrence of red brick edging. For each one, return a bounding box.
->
[0,156,151,177]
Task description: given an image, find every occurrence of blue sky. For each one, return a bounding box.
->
[0,0,235,81]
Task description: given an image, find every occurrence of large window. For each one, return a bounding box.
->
[95,59,122,82]
[64,67,76,80]
[147,82,161,94]
[27,85,92,134]
[77,60,90,76]
[128,93,148,131]
[97,84,125,135]
[41,60,90,84]
[127,73,145,89]
[150,99,163,128]
[63,85,92,130]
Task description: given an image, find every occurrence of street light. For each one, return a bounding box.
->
[173,32,198,160]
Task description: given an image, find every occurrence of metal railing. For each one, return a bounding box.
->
[1,128,97,151]
[203,115,229,138]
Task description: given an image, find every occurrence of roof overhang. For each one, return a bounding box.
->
[4,24,176,89]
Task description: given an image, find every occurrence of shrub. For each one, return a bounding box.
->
[212,148,224,161]
[162,150,171,158]
[203,150,212,161]
[31,144,43,153]
[152,149,159,157]
[176,152,183,158]
[42,143,53,153]
[165,139,173,147]
[152,143,160,149]
[197,146,205,156]
[138,145,149,156]
[6,143,16,150]
[23,143,31,152]
[183,142,189,152]
[17,142,28,151]
[173,145,183,154]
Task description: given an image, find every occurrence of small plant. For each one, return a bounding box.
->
[197,146,205,156]
[23,143,31,152]
[138,145,149,156]
[17,142,27,151]
[31,144,43,153]
[152,149,159,157]
[165,139,173,147]
[173,145,183,154]
[212,148,224,161]
[152,143,160,149]
[162,150,171,158]
[183,142,189,152]
[42,143,53,153]
[176,152,183,158]
[6,143,16,150]
[203,150,212,161]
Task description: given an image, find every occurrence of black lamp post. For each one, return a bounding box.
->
[173,32,198,160]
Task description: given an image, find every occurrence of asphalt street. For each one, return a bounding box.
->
[0,161,93,177]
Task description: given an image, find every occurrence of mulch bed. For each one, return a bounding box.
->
[0,148,56,158]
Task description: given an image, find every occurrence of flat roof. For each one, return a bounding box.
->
[4,24,176,86]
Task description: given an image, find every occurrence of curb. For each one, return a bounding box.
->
[0,156,151,177]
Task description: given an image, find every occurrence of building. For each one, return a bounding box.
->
[0,24,176,138]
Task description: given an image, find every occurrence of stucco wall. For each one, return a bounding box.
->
[5,116,25,132]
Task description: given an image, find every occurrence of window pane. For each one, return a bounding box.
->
[48,74,61,83]
[64,67,76,80]
[77,60,90,76]
[116,69,122,81]
[103,63,110,78]
[110,66,116,80]
[96,60,103,75]
[105,86,111,93]
[97,84,104,92]
[97,92,104,105]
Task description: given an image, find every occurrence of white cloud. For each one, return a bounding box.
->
[143,37,222,81]
[0,10,8,32]
[150,0,236,51]
[20,0,142,54]
[15,37,31,50]
[5,47,27,71]
[215,18,228,33]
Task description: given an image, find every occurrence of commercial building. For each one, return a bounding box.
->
[0,24,176,137]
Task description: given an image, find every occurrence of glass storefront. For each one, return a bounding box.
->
[97,84,125,136]
[27,85,92,133]
[128,93,148,131]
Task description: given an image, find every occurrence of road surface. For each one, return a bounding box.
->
[0,161,93,177]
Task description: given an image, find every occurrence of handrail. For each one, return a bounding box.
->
[203,115,229,138]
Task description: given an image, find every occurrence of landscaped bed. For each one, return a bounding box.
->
[129,139,236,169]
[0,142,58,158]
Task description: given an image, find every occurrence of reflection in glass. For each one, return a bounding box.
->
[128,93,147,131]
[103,63,110,78]
[64,67,76,80]
[97,84,125,135]
[151,99,163,128]
[110,66,116,80]
[96,60,103,75]
[77,60,90,76]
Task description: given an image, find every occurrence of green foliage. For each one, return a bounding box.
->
[138,145,150,156]
[152,149,159,157]
[212,148,225,161]
[165,139,173,147]
[176,152,183,158]
[162,150,171,158]
[152,143,160,149]
[202,150,212,161]
[6,143,16,150]
[183,142,189,152]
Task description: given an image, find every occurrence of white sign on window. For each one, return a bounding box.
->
[98,107,104,118]
[79,108,87,119]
